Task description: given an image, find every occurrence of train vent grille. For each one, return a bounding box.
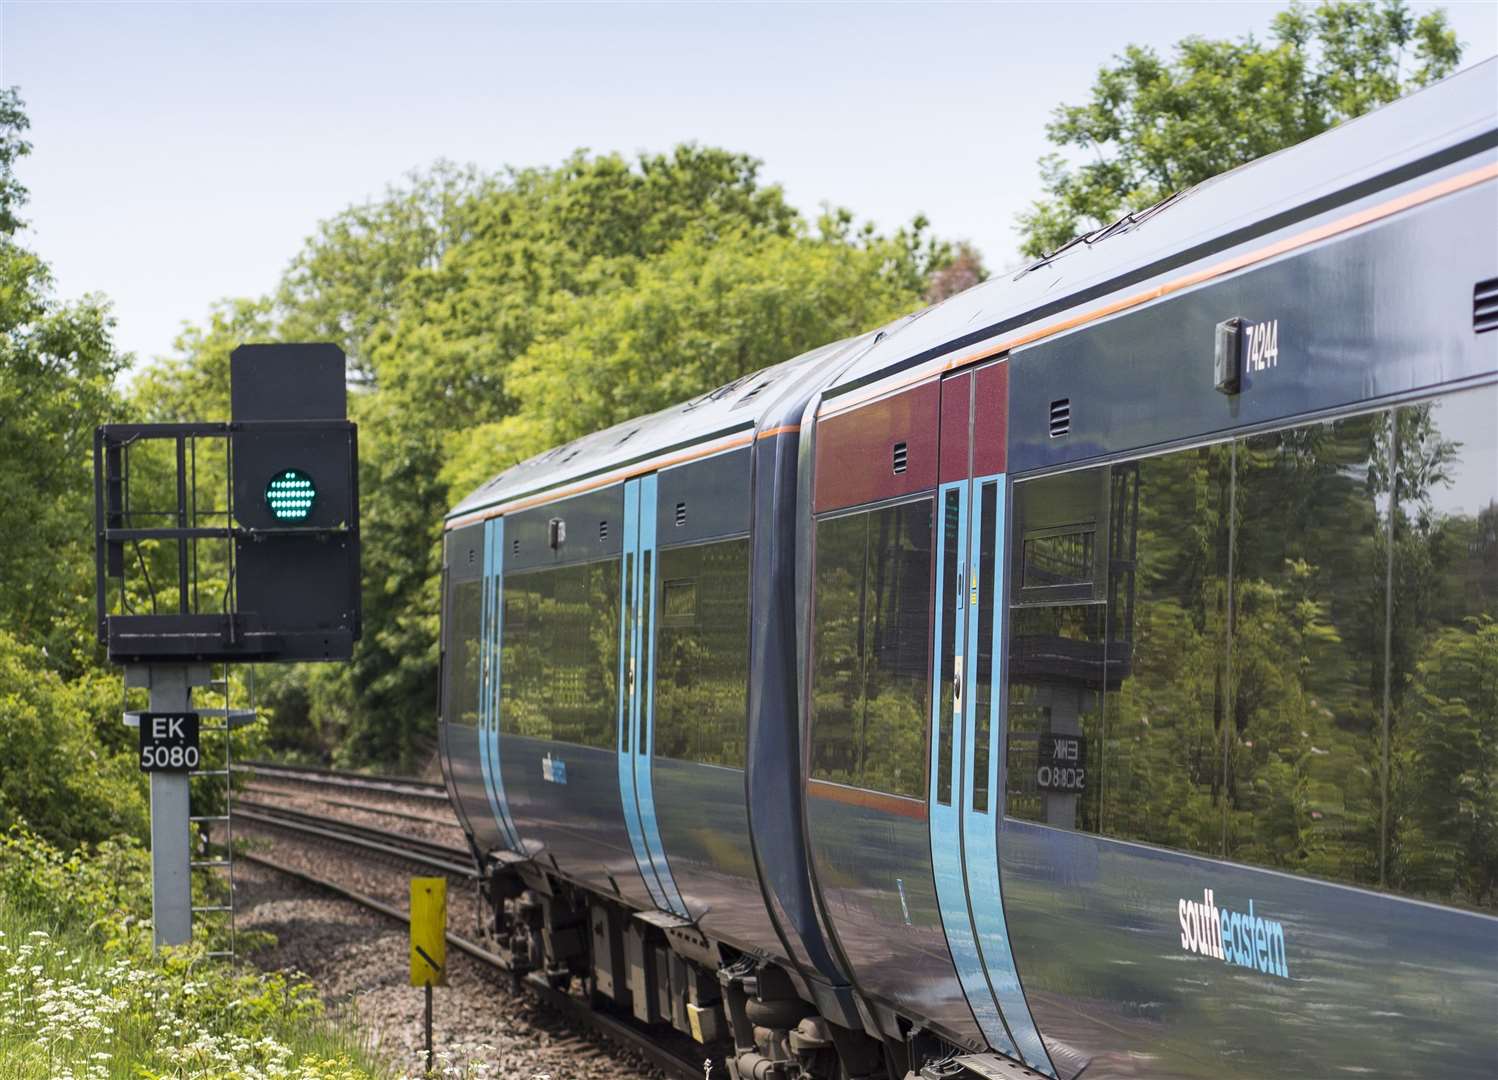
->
[599,520,608,542]
[1050,398,1071,438]
[892,442,908,474]
[1476,278,1498,333]
[511,537,520,557]
[467,546,477,566]
[675,502,687,527]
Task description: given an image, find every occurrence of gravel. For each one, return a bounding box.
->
[240,776,464,848]
[229,825,664,1078]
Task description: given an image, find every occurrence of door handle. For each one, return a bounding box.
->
[954,654,963,705]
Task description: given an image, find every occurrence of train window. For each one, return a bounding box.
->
[1022,528,1095,590]
[639,550,653,752]
[811,499,934,799]
[1013,467,1110,606]
[442,578,483,730]
[1382,384,1497,908]
[808,513,866,787]
[498,559,621,749]
[662,578,697,621]
[1229,415,1385,883]
[653,538,750,767]
[1099,445,1230,855]
[1004,602,1106,831]
[936,490,961,805]
[971,481,1000,813]
[1003,385,1498,911]
[621,552,633,753]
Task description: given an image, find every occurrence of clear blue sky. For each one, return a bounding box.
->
[4,1,1495,366]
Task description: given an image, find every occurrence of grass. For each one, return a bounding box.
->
[0,825,395,1080]
[0,896,386,1080]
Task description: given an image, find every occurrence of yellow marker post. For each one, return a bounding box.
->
[410,877,447,986]
[410,877,447,1073]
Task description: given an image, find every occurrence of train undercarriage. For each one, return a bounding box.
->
[475,855,1043,1080]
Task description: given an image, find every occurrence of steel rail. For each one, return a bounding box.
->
[240,785,462,829]
[234,801,476,879]
[235,760,450,801]
[240,850,702,1080]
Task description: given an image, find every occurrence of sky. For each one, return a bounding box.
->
[3,1,1495,367]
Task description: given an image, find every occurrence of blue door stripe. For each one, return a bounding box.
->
[961,476,1055,1076]
[930,481,1015,1055]
[633,474,690,917]
[620,481,668,907]
[479,519,520,851]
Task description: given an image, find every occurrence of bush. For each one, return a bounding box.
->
[0,827,387,1079]
[0,630,147,849]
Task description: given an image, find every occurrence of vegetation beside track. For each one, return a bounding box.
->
[0,828,389,1079]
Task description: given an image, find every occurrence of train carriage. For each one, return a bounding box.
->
[440,59,1498,1080]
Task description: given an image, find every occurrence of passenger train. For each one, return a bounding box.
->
[439,61,1498,1079]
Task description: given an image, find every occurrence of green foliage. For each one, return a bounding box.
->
[1016,0,1463,257]
[1392,617,1498,905]
[0,829,385,1079]
[0,828,151,953]
[0,90,128,671]
[0,87,30,234]
[186,145,950,769]
[449,222,939,489]
[0,631,147,848]
[276,163,491,383]
[132,297,274,422]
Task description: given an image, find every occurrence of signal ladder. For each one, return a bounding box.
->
[188,662,256,962]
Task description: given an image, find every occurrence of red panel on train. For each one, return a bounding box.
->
[814,380,940,513]
[973,361,1008,476]
[938,372,970,484]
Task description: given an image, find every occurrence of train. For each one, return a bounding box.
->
[438,59,1498,1080]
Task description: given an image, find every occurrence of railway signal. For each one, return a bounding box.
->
[92,343,361,949]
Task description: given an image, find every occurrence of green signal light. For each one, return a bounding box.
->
[266,468,317,522]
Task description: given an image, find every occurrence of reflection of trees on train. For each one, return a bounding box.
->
[499,563,621,748]
[1007,386,1498,911]
[811,503,934,799]
[654,539,751,768]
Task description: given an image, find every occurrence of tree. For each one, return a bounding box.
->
[443,220,947,495]
[275,163,491,384]
[0,88,128,670]
[1015,0,1462,258]
[0,90,144,847]
[0,630,147,847]
[123,142,959,767]
[328,149,950,767]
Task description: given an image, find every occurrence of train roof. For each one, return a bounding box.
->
[448,58,1497,526]
[823,58,1497,405]
[445,327,895,522]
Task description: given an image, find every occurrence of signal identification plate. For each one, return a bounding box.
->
[136,711,201,772]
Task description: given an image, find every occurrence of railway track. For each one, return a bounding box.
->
[236,759,450,801]
[231,764,703,1080]
[234,798,476,878]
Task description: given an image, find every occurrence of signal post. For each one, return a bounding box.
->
[94,344,361,948]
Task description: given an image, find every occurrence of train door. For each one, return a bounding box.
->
[930,434,1013,1057]
[479,516,522,850]
[959,472,1053,1075]
[619,475,690,916]
[932,366,1055,1075]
